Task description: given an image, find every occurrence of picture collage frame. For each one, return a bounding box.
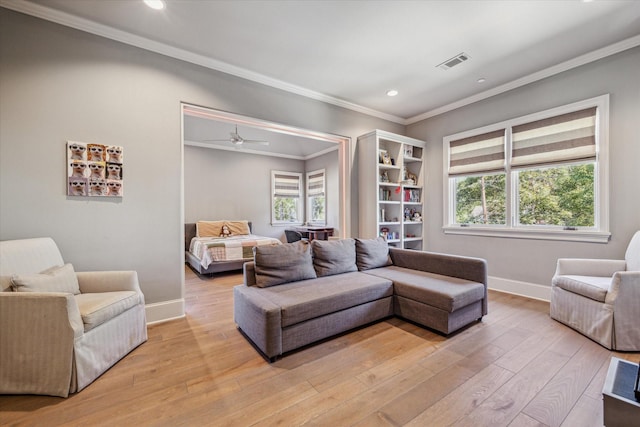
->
[67,141,124,197]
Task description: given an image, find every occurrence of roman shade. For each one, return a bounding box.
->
[273,173,301,197]
[448,129,505,176]
[307,170,325,196]
[511,107,596,169]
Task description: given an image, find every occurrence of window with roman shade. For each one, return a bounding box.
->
[306,169,326,225]
[442,95,610,242]
[271,171,303,224]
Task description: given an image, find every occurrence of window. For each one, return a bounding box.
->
[443,95,609,242]
[306,169,326,225]
[271,171,303,225]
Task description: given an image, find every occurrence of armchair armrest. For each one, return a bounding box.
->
[554,258,626,277]
[0,292,84,397]
[76,270,142,295]
[606,271,640,350]
[605,271,640,304]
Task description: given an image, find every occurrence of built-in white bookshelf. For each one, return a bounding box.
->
[357,130,426,250]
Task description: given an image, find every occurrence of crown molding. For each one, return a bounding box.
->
[3,0,639,127]
[0,0,406,125]
[406,34,640,124]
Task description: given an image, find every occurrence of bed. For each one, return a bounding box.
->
[185,221,281,274]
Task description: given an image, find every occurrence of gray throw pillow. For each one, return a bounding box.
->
[311,238,358,277]
[355,237,392,271]
[253,240,317,287]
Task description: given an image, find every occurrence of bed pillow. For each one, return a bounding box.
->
[253,241,316,287]
[224,220,250,236]
[311,238,358,277]
[11,263,81,294]
[196,220,225,237]
[355,237,392,271]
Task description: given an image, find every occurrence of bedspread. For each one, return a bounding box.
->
[189,235,281,268]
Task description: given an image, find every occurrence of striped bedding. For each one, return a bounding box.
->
[189,235,281,268]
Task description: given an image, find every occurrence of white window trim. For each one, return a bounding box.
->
[271,170,304,226]
[442,94,610,243]
[306,168,326,226]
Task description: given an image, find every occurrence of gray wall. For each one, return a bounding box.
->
[0,9,403,307]
[184,146,339,241]
[407,46,640,287]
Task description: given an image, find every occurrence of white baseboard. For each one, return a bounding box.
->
[145,299,185,325]
[488,276,551,302]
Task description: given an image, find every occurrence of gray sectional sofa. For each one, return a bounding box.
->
[234,237,487,361]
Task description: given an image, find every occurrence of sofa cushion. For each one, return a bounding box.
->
[74,291,140,332]
[11,263,80,295]
[311,238,358,277]
[366,266,485,313]
[552,275,611,302]
[253,240,317,288]
[256,271,393,327]
[355,237,392,271]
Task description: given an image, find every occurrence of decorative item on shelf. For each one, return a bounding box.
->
[380,230,399,240]
[404,189,420,203]
[404,207,411,221]
[380,208,386,222]
[379,149,392,165]
[404,145,413,158]
[379,188,391,201]
[379,227,389,239]
[401,166,417,185]
[413,212,422,222]
[380,170,389,183]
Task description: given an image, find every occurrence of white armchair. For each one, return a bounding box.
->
[550,231,640,351]
[0,238,147,397]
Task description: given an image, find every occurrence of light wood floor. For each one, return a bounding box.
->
[2,267,639,426]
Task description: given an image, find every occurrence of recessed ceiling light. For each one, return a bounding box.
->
[477,78,487,84]
[386,90,399,97]
[144,0,165,10]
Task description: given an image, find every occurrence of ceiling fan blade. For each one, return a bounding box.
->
[201,139,233,142]
[242,140,270,146]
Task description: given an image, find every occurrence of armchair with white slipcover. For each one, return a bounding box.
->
[0,237,147,397]
[550,231,640,351]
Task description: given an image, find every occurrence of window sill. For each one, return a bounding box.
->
[442,226,611,243]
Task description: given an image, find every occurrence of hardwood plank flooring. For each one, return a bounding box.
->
[1,266,639,426]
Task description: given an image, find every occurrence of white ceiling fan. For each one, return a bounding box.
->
[202,125,269,146]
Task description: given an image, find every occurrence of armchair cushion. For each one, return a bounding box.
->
[552,275,611,302]
[11,263,80,295]
[75,291,141,332]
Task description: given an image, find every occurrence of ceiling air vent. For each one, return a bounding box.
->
[437,52,470,70]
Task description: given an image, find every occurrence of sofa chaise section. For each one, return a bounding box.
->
[366,248,487,334]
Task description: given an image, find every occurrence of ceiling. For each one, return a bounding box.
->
[3,0,639,157]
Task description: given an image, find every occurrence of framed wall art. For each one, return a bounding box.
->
[67,141,124,197]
